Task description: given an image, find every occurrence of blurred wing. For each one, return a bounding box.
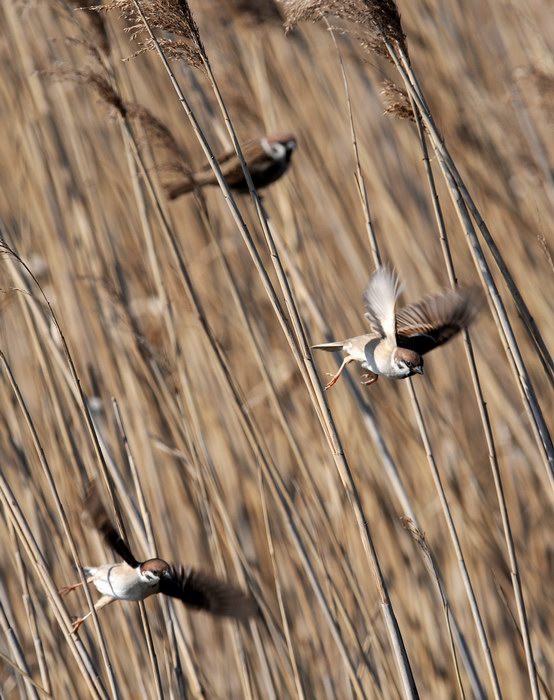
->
[197,143,240,173]
[199,139,271,188]
[160,567,257,620]
[396,287,482,355]
[84,482,140,569]
[363,265,403,339]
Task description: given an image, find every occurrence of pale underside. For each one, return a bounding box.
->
[323,267,480,378]
[85,563,158,601]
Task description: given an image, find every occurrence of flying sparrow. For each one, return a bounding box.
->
[60,484,257,632]
[166,132,297,199]
[312,266,482,390]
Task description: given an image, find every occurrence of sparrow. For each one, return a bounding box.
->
[60,484,257,632]
[312,266,481,390]
[166,132,297,199]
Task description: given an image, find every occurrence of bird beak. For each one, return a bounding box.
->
[415,366,424,375]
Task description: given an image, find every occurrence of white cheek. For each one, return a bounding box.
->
[261,138,286,160]
[393,362,411,377]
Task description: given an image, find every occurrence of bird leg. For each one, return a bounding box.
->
[59,573,95,597]
[361,372,378,387]
[71,595,115,634]
[59,582,84,597]
[324,357,354,391]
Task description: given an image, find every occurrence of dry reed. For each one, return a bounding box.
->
[0,0,552,697]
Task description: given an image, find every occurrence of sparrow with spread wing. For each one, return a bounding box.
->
[166,133,297,199]
[312,266,482,390]
[60,484,257,632]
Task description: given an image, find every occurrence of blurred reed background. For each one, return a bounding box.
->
[0,0,552,698]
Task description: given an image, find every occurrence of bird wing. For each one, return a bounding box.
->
[195,138,271,188]
[363,266,403,339]
[223,138,277,186]
[396,286,482,356]
[159,566,256,620]
[85,482,141,569]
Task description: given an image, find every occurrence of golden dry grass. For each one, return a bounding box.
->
[0,0,553,698]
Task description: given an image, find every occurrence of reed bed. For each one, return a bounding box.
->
[0,0,552,698]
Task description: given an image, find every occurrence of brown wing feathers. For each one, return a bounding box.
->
[85,483,256,619]
[85,483,140,569]
[160,566,257,620]
[396,287,482,356]
[166,138,268,196]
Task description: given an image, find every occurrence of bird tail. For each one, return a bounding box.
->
[311,341,344,352]
[166,167,220,199]
[165,177,197,200]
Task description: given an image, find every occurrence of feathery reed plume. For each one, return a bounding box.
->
[70,0,110,54]
[51,65,191,180]
[47,64,127,115]
[380,79,415,122]
[517,66,554,123]
[126,104,190,178]
[283,0,406,53]
[98,0,206,66]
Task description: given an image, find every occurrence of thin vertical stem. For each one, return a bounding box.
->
[130,4,419,696]
[407,89,540,700]
[387,44,554,491]
[0,351,120,700]
[406,379,503,700]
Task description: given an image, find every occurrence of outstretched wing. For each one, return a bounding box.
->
[363,266,403,339]
[160,566,257,620]
[84,482,140,569]
[196,138,268,186]
[396,286,482,356]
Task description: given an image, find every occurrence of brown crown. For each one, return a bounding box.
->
[394,347,423,367]
[267,132,296,147]
[140,558,170,576]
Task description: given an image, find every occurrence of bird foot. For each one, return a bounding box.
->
[70,616,85,634]
[59,583,82,597]
[361,373,378,387]
[324,372,341,391]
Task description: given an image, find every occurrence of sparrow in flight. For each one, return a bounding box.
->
[166,133,297,199]
[312,266,482,389]
[60,484,257,632]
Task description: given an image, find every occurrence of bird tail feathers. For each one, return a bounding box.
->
[311,341,345,352]
[166,178,196,199]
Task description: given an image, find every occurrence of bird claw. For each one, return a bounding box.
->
[361,373,378,387]
[70,616,84,634]
[324,374,340,391]
[59,586,75,597]
[58,583,82,597]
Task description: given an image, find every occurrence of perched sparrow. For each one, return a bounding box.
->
[60,484,256,632]
[166,132,297,199]
[312,266,481,389]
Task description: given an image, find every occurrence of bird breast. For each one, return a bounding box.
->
[363,337,395,375]
[91,563,158,601]
[343,334,375,365]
